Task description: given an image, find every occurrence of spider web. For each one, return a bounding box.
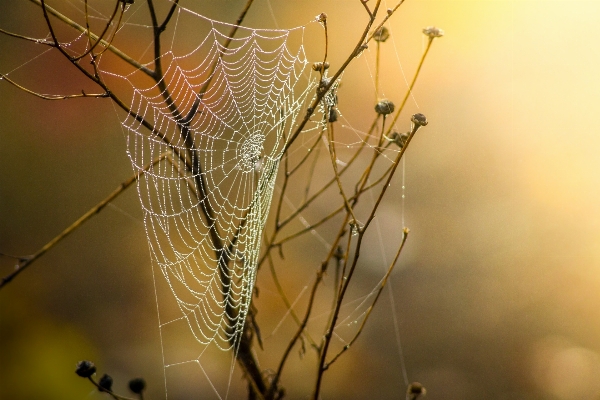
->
[100,6,318,354]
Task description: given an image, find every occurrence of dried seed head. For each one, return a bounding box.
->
[407,382,426,399]
[316,13,327,23]
[373,26,390,42]
[422,26,444,38]
[411,113,428,127]
[387,8,393,15]
[75,360,96,378]
[328,107,338,123]
[312,62,330,71]
[128,378,147,394]
[388,131,409,148]
[375,99,395,115]
[98,374,113,392]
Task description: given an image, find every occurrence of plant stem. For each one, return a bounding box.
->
[0,153,169,289]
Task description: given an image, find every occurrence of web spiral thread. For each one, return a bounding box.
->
[115,9,316,350]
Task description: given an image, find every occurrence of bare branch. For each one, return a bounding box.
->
[325,227,409,369]
[385,36,436,136]
[159,0,180,33]
[0,73,109,100]
[313,115,424,399]
[267,220,349,399]
[87,376,136,400]
[0,152,169,289]
[282,0,383,154]
[28,0,154,76]
[360,0,374,18]
[327,121,359,223]
[72,0,122,62]
[366,0,406,44]
[0,28,53,46]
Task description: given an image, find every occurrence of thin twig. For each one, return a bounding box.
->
[313,117,423,399]
[267,220,349,399]
[274,153,291,230]
[366,0,406,44]
[0,153,169,289]
[72,0,121,61]
[278,126,372,230]
[327,121,358,223]
[362,121,423,239]
[159,0,180,33]
[0,28,53,46]
[282,0,383,154]
[0,73,108,100]
[360,0,374,18]
[28,0,153,76]
[375,40,381,99]
[41,0,76,61]
[325,227,409,369]
[385,36,435,136]
[319,14,329,77]
[87,376,136,400]
[34,0,185,166]
[92,3,127,60]
[267,252,317,347]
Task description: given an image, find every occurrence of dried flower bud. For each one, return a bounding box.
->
[411,113,428,127]
[375,99,395,115]
[328,107,338,123]
[128,377,147,394]
[373,26,390,42]
[316,13,327,23]
[422,26,444,38]
[75,360,96,378]
[406,382,426,399]
[388,131,409,148]
[98,374,113,392]
[387,8,393,15]
[312,62,330,71]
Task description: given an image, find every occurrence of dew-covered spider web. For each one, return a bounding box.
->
[99,6,318,357]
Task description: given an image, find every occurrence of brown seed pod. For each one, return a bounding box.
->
[75,360,97,378]
[411,113,428,127]
[373,26,390,42]
[422,26,444,38]
[312,62,330,71]
[375,99,395,115]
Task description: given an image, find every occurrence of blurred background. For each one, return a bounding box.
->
[2,1,600,399]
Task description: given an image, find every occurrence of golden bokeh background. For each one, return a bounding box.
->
[2,1,600,399]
